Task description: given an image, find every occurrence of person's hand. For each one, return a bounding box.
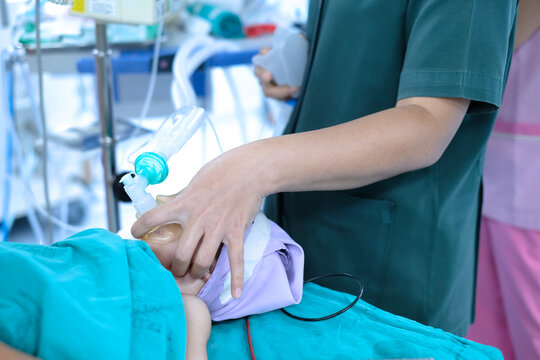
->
[131,147,265,299]
[175,271,211,296]
[141,209,213,296]
[254,47,299,100]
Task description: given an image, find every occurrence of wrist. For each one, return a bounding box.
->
[232,139,280,198]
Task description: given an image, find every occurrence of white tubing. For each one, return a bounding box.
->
[0,172,83,234]
[1,50,46,244]
[13,55,84,242]
[205,112,224,154]
[4,105,46,245]
[171,36,209,107]
[171,37,210,107]
[139,20,164,121]
[125,20,166,141]
[182,42,240,102]
[170,36,240,109]
[223,67,248,144]
[18,60,44,134]
[0,51,12,241]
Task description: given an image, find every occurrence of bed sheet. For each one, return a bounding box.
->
[208,283,502,360]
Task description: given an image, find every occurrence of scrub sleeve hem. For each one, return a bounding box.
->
[398,70,503,113]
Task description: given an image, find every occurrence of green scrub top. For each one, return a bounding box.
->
[265,0,518,336]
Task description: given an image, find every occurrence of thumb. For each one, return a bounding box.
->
[156,194,176,205]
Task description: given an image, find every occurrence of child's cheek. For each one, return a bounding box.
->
[142,223,183,270]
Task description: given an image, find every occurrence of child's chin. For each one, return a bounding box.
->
[175,276,207,296]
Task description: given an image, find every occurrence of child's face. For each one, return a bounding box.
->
[174,271,211,296]
[143,224,220,296]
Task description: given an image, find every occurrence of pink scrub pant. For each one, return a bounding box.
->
[467,217,540,360]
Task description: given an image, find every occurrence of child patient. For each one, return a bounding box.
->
[0,214,302,360]
[142,210,304,360]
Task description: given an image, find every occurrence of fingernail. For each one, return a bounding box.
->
[289,87,299,95]
[233,288,242,299]
[156,195,166,203]
[264,73,272,82]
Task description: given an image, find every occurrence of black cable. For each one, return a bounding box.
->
[281,273,364,322]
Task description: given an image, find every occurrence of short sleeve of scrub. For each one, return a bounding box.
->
[398,0,517,113]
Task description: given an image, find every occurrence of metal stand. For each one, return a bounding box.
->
[94,23,120,232]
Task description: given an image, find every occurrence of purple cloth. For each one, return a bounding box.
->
[197,213,304,321]
[482,27,540,230]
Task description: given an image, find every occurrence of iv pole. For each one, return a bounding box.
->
[94,23,120,232]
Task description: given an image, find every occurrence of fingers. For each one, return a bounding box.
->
[253,46,300,100]
[225,232,244,299]
[190,230,222,280]
[188,228,244,299]
[259,46,271,56]
[253,45,271,82]
[174,271,210,296]
[202,272,212,282]
[131,202,179,239]
[254,65,273,84]
[170,224,204,277]
[156,194,176,205]
[261,83,298,100]
[254,66,298,100]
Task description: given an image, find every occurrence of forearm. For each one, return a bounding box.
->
[241,97,468,195]
[131,97,469,290]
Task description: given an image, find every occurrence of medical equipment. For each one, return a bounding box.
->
[281,273,363,321]
[245,272,364,360]
[120,106,211,213]
[120,106,218,244]
[0,55,11,241]
[1,48,49,245]
[2,44,89,242]
[62,0,184,25]
[187,3,243,38]
[252,26,308,90]
[170,35,240,109]
[1,0,56,243]
[35,0,54,242]
[43,0,184,232]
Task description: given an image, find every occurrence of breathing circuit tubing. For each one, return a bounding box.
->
[139,19,164,122]
[0,55,13,241]
[128,31,231,157]
[1,40,82,243]
[171,35,241,109]
[1,49,84,244]
[35,0,53,243]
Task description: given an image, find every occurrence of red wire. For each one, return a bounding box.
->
[245,317,256,360]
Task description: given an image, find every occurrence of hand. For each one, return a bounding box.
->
[142,208,213,296]
[174,271,211,296]
[131,147,265,299]
[254,47,299,100]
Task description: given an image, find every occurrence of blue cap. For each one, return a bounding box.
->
[134,152,169,185]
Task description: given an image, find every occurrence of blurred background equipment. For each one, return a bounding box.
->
[0,0,309,244]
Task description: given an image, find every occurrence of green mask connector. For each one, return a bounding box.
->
[134,152,169,185]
